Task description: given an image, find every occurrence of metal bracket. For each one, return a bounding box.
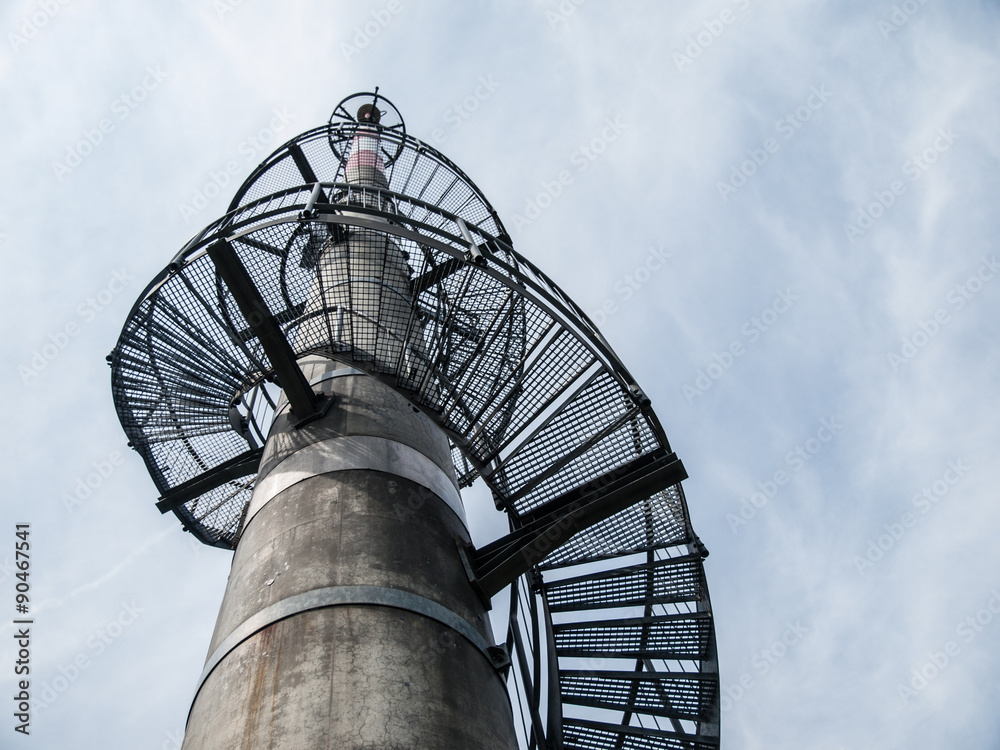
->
[457,539,491,610]
[298,181,325,220]
[455,216,486,265]
[289,392,336,429]
[487,644,511,673]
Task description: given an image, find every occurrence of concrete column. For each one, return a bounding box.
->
[182,358,518,748]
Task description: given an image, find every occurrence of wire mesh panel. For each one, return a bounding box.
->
[109,93,721,747]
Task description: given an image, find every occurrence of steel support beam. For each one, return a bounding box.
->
[465,451,688,600]
[205,241,328,424]
[287,143,320,185]
[411,256,465,295]
[156,447,264,513]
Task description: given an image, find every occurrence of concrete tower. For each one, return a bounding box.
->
[179,104,518,749]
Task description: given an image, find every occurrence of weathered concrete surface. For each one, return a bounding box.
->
[185,607,516,749]
[182,365,518,749]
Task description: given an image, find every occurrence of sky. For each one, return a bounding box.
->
[1,0,999,748]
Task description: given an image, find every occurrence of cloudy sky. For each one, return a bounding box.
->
[1,0,999,747]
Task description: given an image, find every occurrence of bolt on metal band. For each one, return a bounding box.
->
[190,584,504,719]
[245,434,467,529]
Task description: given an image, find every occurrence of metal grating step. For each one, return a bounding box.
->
[559,669,717,724]
[562,718,720,750]
[539,485,690,571]
[543,554,704,613]
[553,611,712,660]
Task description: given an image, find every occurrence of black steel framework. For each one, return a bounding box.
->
[110,92,720,748]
